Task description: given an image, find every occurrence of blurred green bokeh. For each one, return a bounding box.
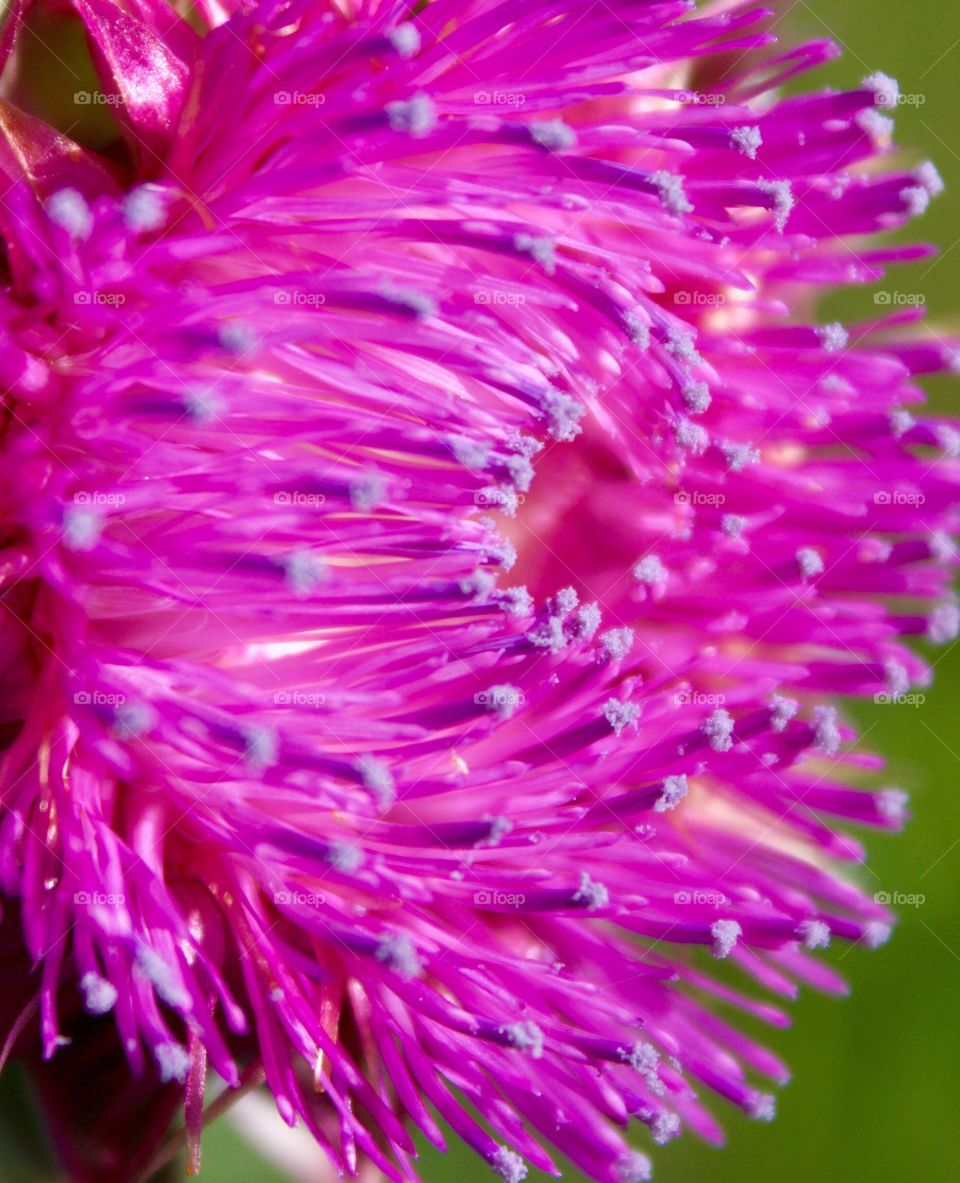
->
[5,1,960,1180]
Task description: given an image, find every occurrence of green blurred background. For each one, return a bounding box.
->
[5,0,960,1180]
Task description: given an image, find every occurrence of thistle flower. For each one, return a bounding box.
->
[0,1,957,1181]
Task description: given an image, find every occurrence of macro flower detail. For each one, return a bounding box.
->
[0,1,956,1182]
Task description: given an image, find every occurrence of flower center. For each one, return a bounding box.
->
[502,418,647,608]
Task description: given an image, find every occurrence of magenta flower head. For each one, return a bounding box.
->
[0,0,956,1179]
